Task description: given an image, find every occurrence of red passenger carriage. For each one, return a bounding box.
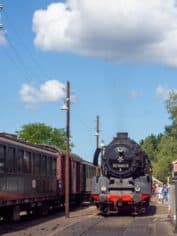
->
[0,133,97,221]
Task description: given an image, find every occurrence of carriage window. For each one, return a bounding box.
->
[17,149,24,173]
[52,158,56,176]
[24,151,31,174]
[41,155,47,176]
[7,147,15,173]
[46,157,50,176]
[34,153,41,176]
[31,153,35,175]
[49,157,52,176]
[0,145,6,174]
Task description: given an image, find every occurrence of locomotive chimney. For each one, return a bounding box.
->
[117,132,128,139]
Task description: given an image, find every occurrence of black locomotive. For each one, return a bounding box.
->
[92,132,152,215]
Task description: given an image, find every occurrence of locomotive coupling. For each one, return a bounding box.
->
[99,194,107,202]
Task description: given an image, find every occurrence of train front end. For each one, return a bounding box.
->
[91,132,152,215]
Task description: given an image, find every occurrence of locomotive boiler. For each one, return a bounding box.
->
[91,132,152,215]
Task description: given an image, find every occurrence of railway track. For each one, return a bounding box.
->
[0,204,96,236]
[0,203,172,236]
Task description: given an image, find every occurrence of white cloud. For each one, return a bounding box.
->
[155,85,175,100]
[0,31,6,46]
[33,0,177,67]
[20,80,66,108]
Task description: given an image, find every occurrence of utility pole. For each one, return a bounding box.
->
[175,181,177,232]
[65,81,70,218]
[0,3,3,30]
[96,115,100,149]
[61,81,70,218]
[95,116,100,177]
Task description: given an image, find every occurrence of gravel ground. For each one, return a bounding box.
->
[0,203,175,236]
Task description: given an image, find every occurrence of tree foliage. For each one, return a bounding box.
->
[152,136,177,182]
[140,91,177,182]
[166,91,177,125]
[140,134,162,163]
[16,123,72,150]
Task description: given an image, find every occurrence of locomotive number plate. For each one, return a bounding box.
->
[112,163,129,168]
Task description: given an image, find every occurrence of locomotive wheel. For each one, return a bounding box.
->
[140,207,147,215]
[132,206,139,216]
[132,205,148,216]
[101,206,110,216]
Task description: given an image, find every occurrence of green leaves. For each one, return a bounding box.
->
[140,91,177,182]
[152,136,177,181]
[16,123,73,150]
[166,91,177,125]
[140,134,162,163]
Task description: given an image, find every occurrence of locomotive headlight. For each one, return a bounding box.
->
[134,184,141,192]
[101,185,107,192]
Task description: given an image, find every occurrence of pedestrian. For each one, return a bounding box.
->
[162,183,168,204]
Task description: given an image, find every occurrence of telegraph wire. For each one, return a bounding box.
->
[1,45,28,79]
[3,12,52,81]
[0,3,28,79]
[73,112,99,145]
[5,33,34,82]
[1,3,96,142]
[0,5,34,82]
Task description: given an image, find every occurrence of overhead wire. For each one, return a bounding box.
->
[0,44,28,79]
[0,4,32,81]
[3,11,52,82]
[5,34,35,82]
[1,4,96,151]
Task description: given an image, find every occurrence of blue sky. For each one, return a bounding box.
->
[0,0,177,161]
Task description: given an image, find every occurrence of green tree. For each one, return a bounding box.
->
[140,91,177,182]
[165,91,177,138]
[153,135,177,182]
[166,91,177,125]
[140,134,162,162]
[16,123,72,150]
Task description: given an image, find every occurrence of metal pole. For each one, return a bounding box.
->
[96,115,99,149]
[175,181,177,232]
[95,116,99,177]
[0,3,3,30]
[65,81,70,218]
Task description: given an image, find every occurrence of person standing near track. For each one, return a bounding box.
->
[162,183,168,204]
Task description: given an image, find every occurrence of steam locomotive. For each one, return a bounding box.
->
[91,132,152,215]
